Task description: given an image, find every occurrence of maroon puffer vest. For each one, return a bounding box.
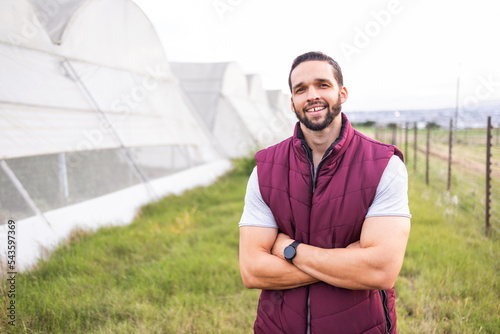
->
[254,114,403,334]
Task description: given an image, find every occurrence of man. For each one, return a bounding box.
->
[239,51,411,334]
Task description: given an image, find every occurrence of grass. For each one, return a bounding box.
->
[1,155,500,333]
[396,176,500,333]
[0,157,260,334]
[370,123,500,234]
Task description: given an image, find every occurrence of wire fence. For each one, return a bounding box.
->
[368,117,499,237]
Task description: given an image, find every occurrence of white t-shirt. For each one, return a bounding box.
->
[239,155,411,228]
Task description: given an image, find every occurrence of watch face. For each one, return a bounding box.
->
[284,245,296,260]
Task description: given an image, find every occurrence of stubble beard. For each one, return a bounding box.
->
[293,96,342,132]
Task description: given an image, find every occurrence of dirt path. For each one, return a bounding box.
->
[419,146,500,179]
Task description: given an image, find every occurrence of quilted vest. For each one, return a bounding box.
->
[254,114,403,334]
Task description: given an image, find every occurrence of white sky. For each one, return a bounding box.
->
[134,0,500,112]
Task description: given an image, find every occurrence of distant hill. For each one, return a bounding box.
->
[346,100,500,128]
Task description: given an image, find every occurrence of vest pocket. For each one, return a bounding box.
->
[255,290,287,333]
[379,290,392,334]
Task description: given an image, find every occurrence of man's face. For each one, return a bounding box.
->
[290,61,347,131]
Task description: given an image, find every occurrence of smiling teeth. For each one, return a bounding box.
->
[308,106,325,112]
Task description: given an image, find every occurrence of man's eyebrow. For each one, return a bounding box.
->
[292,82,304,91]
[315,78,333,84]
[293,78,333,91]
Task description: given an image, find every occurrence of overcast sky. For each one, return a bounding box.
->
[134,0,500,112]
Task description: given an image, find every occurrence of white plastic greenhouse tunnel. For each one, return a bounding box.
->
[0,0,288,271]
[246,74,294,142]
[171,62,292,158]
[266,89,297,131]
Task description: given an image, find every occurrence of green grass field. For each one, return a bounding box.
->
[1,156,499,333]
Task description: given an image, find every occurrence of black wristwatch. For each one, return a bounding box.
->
[284,241,301,264]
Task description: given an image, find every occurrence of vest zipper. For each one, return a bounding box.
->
[302,144,316,194]
[306,292,311,334]
[301,143,313,334]
[379,290,392,334]
[302,144,334,334]
[302,144,334,194]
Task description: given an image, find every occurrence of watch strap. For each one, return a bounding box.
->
[285,240,301,264]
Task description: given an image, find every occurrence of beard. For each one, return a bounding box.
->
[293,94,342,131]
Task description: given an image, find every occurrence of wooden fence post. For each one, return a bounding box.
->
[447,119,453,192]
[426,123,430,185]
[405,122,409,161]
[414,122,417,172]
[486,116,492,234]
[392,124,397,146]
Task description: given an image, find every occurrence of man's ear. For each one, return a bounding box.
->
[340,86,348,104]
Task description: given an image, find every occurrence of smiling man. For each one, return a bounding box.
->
[239,51,411,334]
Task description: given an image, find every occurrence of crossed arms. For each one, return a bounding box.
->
[239,216,410,291]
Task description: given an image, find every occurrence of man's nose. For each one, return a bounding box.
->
[307,86,320,100]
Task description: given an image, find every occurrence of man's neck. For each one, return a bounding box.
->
[300,114,343,167]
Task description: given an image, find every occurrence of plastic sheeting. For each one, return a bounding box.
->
[0,160,233,271]
[0,0,218,161]
[171,62,256,158]
[29,0,87,45]
[0,0,238,273]
[266,89,297,132]
[0,0,222,224]
[0,0,54,52]
[247,74,292,141]
[0,43,216,160]
[171,62,291,158]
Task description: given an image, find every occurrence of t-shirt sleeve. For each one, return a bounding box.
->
[365,155,412,219]
[238,166,279,228]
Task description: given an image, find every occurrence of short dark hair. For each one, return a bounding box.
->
[288,51,343,92]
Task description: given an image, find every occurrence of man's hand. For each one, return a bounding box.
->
[346,240,361,249]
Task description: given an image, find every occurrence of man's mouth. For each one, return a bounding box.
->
[304,104,327,115]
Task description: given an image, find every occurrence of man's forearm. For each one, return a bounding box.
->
[239,226,320,290]
[271,217,411,290]
[247,245,385,291]
[240,250,319,290]
[292,244,393,290]
[271,237,383,290]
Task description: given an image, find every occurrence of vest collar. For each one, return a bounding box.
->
[292,113,354,166]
